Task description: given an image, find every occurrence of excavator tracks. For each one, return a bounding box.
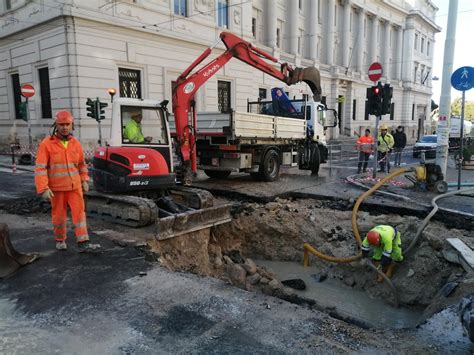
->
[85,191,159,228]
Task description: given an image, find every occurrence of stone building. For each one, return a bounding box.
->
[0,0,440,151]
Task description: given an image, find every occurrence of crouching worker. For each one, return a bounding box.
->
[34,111,101,253]
[361,225,403,282]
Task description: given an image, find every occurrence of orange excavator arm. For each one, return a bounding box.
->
[172,31,322,184]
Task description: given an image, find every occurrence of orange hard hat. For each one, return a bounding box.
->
[55,110,73,124]
[367,230,381,246]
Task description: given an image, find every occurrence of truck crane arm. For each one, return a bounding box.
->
[172,31,322,184]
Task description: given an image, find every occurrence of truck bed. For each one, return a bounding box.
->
[170,111,306,142]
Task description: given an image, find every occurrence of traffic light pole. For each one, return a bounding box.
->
[372,115,380,178]
[26,97,32,149]
[96,97,102,146]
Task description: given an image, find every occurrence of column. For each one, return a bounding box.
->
[289,0,299,55]
[341,0,351,68]
[383,20,390,78]
[369,15,377,63]
[356,8,365,72]
[308,0,319,61]
[401,19,414,82]
[396,26,403,80]
[326,0,335,64]
[265,0,277,48]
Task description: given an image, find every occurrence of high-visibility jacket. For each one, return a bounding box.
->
[356,135,374,153]
[123,119,145,143]
[377,133,394,153]
[361,225,398,258]
[34,135,89,193]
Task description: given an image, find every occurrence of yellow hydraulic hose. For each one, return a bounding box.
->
[303,167,412,265]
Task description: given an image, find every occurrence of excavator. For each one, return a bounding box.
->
[86,32,323,232]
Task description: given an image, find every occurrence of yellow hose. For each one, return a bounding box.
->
[304,167,411,265]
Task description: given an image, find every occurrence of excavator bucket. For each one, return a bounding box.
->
[290,67,322,102]
[0,223,38,278]
[156,203,232,240]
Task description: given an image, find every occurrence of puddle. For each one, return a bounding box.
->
[258,260,422,329]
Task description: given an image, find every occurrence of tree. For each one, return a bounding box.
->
[451,99,474,122]
[451,97,462,116]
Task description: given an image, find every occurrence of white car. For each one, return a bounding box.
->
[413,135,437,158]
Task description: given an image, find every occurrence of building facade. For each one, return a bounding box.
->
[0,0,440,151]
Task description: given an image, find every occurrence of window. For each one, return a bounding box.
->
[363,18,367,38]
[414,33,418,50]
[276,28,281,48]
[119,68,142,98]
[38,67,52,118]
[298,0,302,11]
[174,0,187,17]
[352,99,356,121]
[5,0,11,10]
[217,0,228,28]
[364,101,369,120]
[412,104,415,121]
[427,41,430,56]
[421,37,424,53]
[259,88,267,100]
[11,73,21,120]
[318,0,322,24]
[298,29,304,54]
[334,4,337,26]
[252,17,257,38]
[218,80,231,112]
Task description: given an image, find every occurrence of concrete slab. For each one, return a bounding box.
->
[447,238,474,270]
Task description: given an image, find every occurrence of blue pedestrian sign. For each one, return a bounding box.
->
[451,66,474,91]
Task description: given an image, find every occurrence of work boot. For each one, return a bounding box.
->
[56,241,67,251]
[385,263,397,279]
[77,241,101,254]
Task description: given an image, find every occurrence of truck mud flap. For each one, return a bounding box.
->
[0,223,38,278]
[156,204,232,240]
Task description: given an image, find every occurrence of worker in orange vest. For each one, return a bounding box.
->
[34,111,100,253]
[356,128,374,174]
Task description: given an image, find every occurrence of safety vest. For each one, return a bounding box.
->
[123,120,145,143]
[356,135,374,153]
[34,135,89,193]
[361,225,397,258]
[377,133,394,153]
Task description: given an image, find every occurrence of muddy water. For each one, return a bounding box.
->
[259,260,422,329]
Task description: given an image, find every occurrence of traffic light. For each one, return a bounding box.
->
[86,98,97,119]
[381,84,393,115]
[18,102,28,121]
[98,100,108,120]
[366,82,383,116]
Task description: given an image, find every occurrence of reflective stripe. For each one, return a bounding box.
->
[36,163,47,168]
[383,251,392,257]
[50,163,76,169]
[48,171,79,177]
[361,246,371,251]
[35,171,48,176]
[79,168,89,173]
[73,221,87,229]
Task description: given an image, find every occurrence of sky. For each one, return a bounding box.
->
[431,0,474,103]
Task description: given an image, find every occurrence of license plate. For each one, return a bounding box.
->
[133,163,150,170]
[211,158,219,167]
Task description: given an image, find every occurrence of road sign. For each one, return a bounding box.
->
[20,84,35,98]
[451,66,474,91]
[368,62,383,82]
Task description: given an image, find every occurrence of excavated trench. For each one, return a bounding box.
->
[148,195,474,333]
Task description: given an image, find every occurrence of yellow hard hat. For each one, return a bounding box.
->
[380,124,389,130]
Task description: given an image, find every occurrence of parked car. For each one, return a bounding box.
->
[413,135,437,158]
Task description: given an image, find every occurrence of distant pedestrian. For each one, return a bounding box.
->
[393,126,407,167]
[377,124,394,173]
[34,111,101,253]
[356,129,374,174]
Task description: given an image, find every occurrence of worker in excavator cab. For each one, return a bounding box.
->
[361,225,403,282]
[123,112,152,143]
[34,111,101,253]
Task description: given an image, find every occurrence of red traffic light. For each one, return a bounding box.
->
[373,87,380,95]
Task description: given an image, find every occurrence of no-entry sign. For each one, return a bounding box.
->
[368,62,383,82]
[20,83,35,98]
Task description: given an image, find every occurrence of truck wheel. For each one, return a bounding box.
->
[204,170,231,179]
[310,145,321,175]
[260,150,280,182]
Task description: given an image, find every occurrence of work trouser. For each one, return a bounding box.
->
[50,189,89,243]
[372,231,403,262]
[357,152,371,173]
[377,151,391,172]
